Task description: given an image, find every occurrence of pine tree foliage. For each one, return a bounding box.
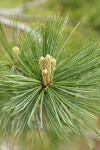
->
[0,16,100,148]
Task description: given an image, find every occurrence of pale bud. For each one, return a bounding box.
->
[39,54,56,87]
[12,47,20,55]
[40,56,45,61]
[43,69,48,75]
[46,54,51,58]
[52,58,56,64]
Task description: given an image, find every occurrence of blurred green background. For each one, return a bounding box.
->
[0,0,100,150]
[1,0,100,31]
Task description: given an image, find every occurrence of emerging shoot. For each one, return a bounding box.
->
[39,54,56,87]
[12,46,20,64]
[12,46,20,55]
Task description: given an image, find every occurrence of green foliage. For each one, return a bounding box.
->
[0,17,100,149]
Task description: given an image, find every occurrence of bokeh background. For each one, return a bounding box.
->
[0,0,100,150]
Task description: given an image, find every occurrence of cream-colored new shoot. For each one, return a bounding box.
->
[39,54,56,87]
[12,47,20,64]
[12,47,20,55]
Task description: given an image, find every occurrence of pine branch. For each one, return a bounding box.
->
[0,16,100,149]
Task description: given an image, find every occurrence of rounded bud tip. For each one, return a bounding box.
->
[46,54,51,59]
[12,47,20,54]
[43,69,48,75]
[52,58,56,63]
[40,56,45,61]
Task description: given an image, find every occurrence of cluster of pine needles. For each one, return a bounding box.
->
[0,16,100,149]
